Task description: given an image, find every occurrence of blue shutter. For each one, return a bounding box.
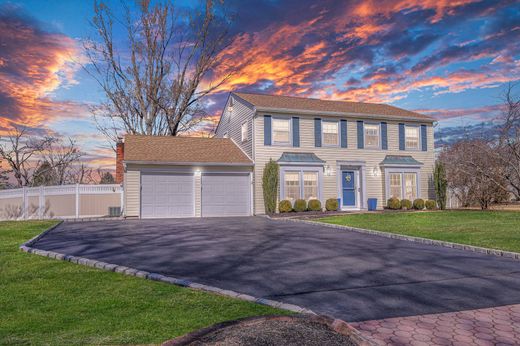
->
[381,122,388,150]
[314,118,322,147]
[264,115,272,146]
[340,119,347,148]
[398,123,405,150]
[357,121,364,149]
[421,124,427,151]
[292,117,300,147]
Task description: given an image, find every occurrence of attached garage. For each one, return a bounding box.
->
[121,135,254,219]
[141,173,194,218]
[201,173,251,217]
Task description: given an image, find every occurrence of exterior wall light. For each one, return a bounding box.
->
[324,164,332,176]
[372,166,381,177]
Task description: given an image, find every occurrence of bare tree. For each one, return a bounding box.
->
[38,138,83,185]
[84,0,232,145]
[0,127,54,187]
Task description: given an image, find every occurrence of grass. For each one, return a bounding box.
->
[318,210,520,253]
[0,221,289,345]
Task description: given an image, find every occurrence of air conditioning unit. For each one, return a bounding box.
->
[108,207,121,217]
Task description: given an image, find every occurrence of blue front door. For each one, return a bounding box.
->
[342,171,356,207]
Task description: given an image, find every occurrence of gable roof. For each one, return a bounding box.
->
[233,92,433,122]
[123,135,253,165]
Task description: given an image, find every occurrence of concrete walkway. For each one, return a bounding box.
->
[352,304,520,345]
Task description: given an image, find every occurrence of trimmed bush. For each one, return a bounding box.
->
[425,200,437,210]
[401,199,412,210]
[325,198,339,211]
[413,198,425,210]
[278,200,293,213]
[308,199,322,211]
[387,197,401,210]
[262,159,279,214]
[294,199,307,212]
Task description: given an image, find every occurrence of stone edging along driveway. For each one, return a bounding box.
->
[284,217,520,261]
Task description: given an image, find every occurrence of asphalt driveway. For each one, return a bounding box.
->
[32,217,520,322]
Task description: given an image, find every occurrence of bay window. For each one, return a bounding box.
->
[283,172,300,202]
[272,118,291,145]
[405,126,420,150]
[322,121,339,146]
[281,169,321,202]
[364,123,380,148]
[386,171,419,201]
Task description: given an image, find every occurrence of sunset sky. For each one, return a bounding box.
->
[0,0,519,169]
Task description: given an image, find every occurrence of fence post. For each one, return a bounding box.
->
[39,186,44,219]
[75,184,80,219]
[22,186,27,220]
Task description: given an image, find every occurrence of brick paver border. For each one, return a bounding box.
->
[19,222,376,346]
[283,218,520,261]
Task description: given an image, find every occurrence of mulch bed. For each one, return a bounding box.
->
[162,315,373,346]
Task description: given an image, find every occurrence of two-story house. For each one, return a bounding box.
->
[118,92,435,218]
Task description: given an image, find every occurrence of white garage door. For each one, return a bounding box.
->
[202,173,251,217]
[141,173,194,218]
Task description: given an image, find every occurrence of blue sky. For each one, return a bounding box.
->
[0,0,519,168]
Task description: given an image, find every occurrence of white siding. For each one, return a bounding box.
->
[124,169,141,217]
[215,96,255,158]
[252,113,435,214]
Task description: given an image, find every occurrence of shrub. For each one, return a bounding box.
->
[413,198,425,210]
[308,199,322,211]
[425,200,437,210]
[387,197,401,210]
[434,161,447,210]
[401,199,412,210]
[294,199,307,212]
[262,159,279,214]
[325,198,339,211]
[278,200,293,213]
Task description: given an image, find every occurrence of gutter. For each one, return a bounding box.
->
[123,160,254,167]
[254,106,435,123]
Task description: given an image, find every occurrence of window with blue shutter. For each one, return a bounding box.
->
[357,121,364,149]
[421,125,427,151]
[340,119,347,148]
[264,115,272,145]
[292,117,300,147]
[314,118,322,147]
[381,122,388,150]
[398,123,405,150]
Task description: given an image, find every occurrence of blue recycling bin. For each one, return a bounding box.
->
[367,198,377,211]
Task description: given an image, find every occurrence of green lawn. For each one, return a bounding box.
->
[318,210,520,253]
[0,221,288,345]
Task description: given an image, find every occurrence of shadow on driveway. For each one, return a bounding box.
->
[33,217,520,322]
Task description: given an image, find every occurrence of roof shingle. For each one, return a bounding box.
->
[233,92,433,121]
[123,135,252,165]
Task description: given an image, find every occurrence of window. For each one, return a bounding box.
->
[405,126,420,150]
[364,123,380,148]
[272,118,291,145]
[404,173,417,200]
[322,121,339,146]
[241,122,248,142]
[284,172,300,202]
[303,172,318,200]
[389,173,402,199]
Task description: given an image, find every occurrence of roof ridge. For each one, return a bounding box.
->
[233,91,386,106]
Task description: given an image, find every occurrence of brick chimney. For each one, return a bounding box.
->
[115,138,124,184]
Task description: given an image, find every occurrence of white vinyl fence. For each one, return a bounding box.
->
[0,184,123,220]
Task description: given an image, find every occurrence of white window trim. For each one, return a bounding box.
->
[405,124,421,151]
[241,122,248,142]
[271,117,292,146]
[321,119,340,147]
[384,167,421,201]
[364,122,381,149]
[279,166,323,202]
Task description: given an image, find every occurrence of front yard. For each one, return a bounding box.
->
[0,221,287,345]
[318,210,520,253]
